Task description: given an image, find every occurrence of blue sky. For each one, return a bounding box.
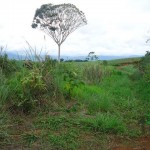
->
[0,0,150,56]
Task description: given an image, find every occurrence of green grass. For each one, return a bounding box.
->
[108,57,141,66]
[0,55,150,149]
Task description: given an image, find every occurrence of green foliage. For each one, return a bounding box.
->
[135,79,150,101]
[1,54,150,149]
[21,69,47,97]
[0,48,17,75]
[130,51,150,101]
[139,51,150,82]
[63,69,84,99]
[87,97,113,114]
[145,114,150,125]
[8,69,47,113]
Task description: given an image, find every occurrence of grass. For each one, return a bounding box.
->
[0,52,150,149]
[108,57,141,66]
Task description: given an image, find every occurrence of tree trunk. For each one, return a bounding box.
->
[58,44,61,63]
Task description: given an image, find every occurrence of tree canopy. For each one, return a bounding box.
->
[32,3,87,62]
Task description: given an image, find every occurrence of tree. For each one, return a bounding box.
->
[86,52,99,61]
[31,3,87,62]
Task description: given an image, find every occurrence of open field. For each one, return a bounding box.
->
[0,52,150,150]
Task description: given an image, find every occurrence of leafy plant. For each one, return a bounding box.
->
[8,68,47,113]
[63,69,84,99]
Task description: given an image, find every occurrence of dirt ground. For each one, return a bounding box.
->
[111,136,150,150]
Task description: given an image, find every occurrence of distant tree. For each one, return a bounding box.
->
[60,58,64,62]
[86,51,98,61]
[32,3,87,62]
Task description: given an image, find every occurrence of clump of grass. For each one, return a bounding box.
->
[87,97,113,114]
[80,113,126,134]
[22,133,39,147]
[82,63,112,84]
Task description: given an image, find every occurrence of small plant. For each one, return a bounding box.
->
[63,69,84,99]
[22,133,38,147]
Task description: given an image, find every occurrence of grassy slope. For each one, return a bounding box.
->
[0,57,150,150]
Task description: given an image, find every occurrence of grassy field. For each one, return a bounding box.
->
[0,52,150,150]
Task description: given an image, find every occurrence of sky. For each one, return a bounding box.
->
[0,0,150,57]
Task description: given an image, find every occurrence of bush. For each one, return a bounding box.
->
[139,51,150,82]
[63,69,84,100]
[8,68,47,113]
[0,47,17,75]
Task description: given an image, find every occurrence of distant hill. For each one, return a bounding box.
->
[6,51,142,61]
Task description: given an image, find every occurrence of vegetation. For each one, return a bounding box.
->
[0,49,150,149]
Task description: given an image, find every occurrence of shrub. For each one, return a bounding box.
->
[8,68,47,113]
[63,69,84,99]
[139,51,150,82]
[0,48,17,75]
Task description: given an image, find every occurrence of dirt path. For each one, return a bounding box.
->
[112,136,150,150]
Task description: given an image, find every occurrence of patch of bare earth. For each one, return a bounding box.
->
[111,136,150,150]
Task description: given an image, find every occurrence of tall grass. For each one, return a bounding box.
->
[82,63,112,84]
